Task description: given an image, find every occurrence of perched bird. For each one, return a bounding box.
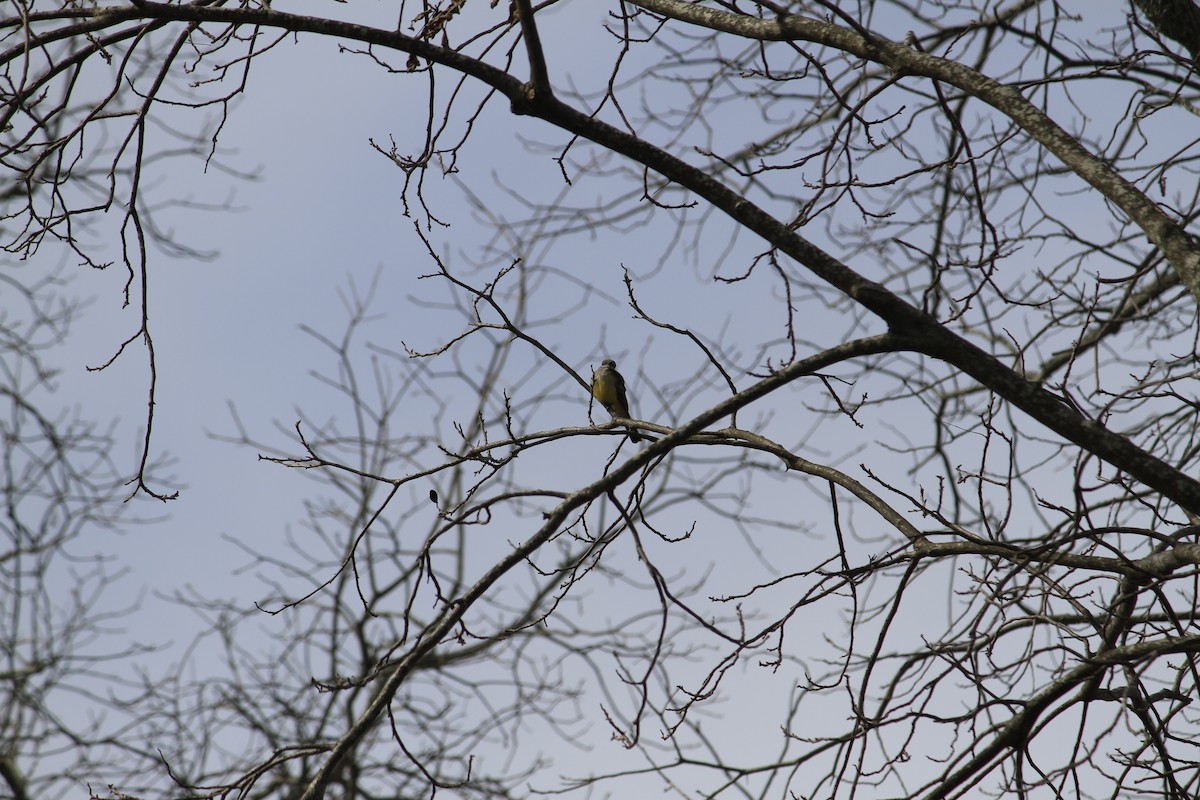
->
[591,359,641,442]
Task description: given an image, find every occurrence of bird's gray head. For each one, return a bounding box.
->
[601,359,617,369]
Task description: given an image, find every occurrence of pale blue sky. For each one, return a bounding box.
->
[12,0,1178,795]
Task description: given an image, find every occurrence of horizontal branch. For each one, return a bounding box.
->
[913,535,1200,580]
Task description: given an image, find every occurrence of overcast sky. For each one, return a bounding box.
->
[13,0,1161,794]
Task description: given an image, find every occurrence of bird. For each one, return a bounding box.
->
[591,359,641,442]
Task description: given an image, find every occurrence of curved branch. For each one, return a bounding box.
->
[625,0,1200,304]
[298,334,899,800]
[29,0,1200,510]
[1135,0,1200,59]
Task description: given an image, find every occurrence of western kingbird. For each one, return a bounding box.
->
[591,359,641,442]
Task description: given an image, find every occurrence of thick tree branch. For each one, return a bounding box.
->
[511,95,1200,515]
[1135,0,1200,59]
[37,0,1200,513]
[625,0,1200,305]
